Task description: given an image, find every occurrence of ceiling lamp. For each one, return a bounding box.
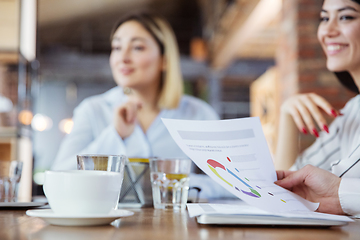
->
[59,118,74,134]
[31,114,53,131]
[0,95,13,113]
[18,110,33,125]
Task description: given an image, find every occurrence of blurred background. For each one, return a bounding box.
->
[0,0,356,199]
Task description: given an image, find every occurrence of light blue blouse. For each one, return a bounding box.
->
[51,87,234,199]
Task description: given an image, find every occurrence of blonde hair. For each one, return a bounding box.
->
[110,13,183,109]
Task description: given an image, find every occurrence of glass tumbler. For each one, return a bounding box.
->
[0,160,23,202]
[149,158,191,210]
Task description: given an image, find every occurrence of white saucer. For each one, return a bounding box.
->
[26,209,134,226]
[0,202,47,208]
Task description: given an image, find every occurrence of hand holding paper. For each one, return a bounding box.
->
[275,165,343,215]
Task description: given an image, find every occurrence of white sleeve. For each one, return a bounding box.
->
[51,101,127,170]
[339,178,360,217]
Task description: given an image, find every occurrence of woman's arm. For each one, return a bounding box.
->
[275,93,338,170]
[51,99,128,170]
[275,111,300,170]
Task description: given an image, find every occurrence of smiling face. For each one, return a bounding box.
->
[317,0,360,73]
[109,20,164,91]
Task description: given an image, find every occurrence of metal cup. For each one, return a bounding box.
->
[77,154,126,172]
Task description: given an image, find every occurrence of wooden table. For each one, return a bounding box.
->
[0,208,359,240]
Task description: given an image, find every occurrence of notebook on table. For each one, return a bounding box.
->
[188,203,353,227]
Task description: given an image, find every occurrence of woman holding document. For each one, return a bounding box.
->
[276,0,360,216]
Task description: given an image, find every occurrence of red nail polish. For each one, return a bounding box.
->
[302,128,308,134]
[331,109,337,117]
[323,125,329,133]
[313,129,319,138]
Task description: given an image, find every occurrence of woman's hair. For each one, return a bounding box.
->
[333,0,360,93]
[335,72,359,93]
[110,12,183,109]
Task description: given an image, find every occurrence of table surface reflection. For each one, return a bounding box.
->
[0,208,360,240]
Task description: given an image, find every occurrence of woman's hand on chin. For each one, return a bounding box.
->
[280,93,340,137]
[114,100,142,139]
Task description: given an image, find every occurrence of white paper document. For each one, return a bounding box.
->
[162,118,320,214]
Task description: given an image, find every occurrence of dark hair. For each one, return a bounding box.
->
[335,72,359,93]
[332,0,360,94]
[110,12,164,55]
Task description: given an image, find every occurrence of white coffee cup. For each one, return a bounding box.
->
[43,170,123,215]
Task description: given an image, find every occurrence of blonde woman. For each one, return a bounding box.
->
[52,12,229,199]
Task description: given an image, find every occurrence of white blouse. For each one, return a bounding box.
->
[51,87,233,199]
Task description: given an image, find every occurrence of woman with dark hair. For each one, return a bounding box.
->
[275,0,360,216]
[51,12,232,199]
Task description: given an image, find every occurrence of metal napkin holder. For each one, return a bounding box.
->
[118,158,153,208]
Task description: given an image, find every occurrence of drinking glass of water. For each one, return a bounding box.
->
[0,160,23,202]
[149,158,191,210]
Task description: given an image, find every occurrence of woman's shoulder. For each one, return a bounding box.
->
[79,87,124,109]
[340,94,360,114]
[176,95,219,120]
[179,95,212,110]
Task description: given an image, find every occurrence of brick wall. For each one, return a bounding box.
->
[0,64,18,126]
[0,64,18,103]
[276,0,356,152]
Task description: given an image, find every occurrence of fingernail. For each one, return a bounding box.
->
[313,129,319,138]
[323,125,329,133]
[302,128,308,134]
[331,109,337,117]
